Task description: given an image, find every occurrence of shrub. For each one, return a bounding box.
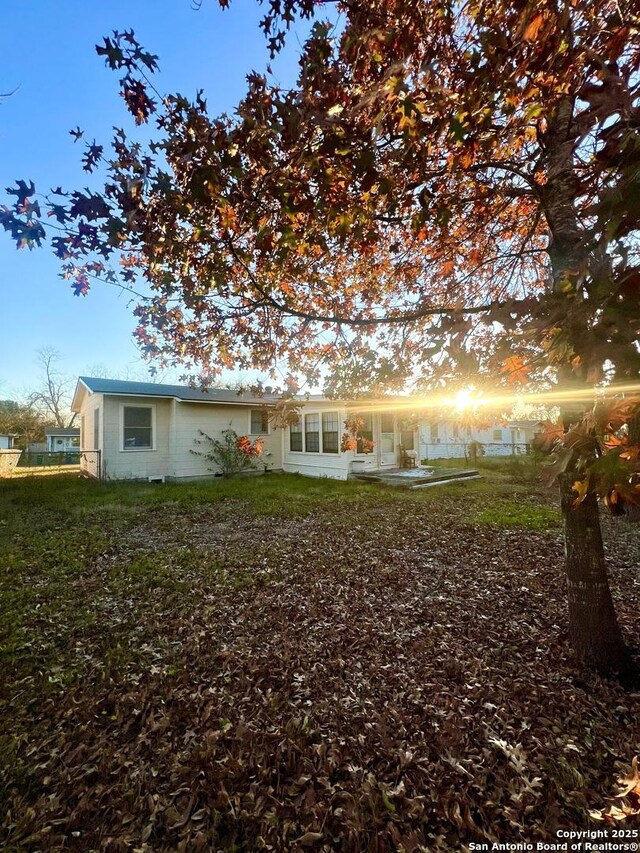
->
[191,428,263,478]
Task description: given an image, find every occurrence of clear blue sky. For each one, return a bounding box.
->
[0,1,312,397]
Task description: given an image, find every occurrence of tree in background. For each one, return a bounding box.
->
[0,399,46,449]
[1,2,639,677]
[27,348,77,429]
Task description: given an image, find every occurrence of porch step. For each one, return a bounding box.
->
[409,470,481,489]
[352,469,480,488]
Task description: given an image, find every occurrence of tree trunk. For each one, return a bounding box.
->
[559,473,632,676]
[543,98,632,678]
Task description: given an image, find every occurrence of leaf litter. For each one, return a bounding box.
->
[0,474,639,850]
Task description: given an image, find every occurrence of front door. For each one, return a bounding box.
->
[379,413,396,467]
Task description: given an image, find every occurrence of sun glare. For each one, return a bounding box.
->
[453,387,476,412]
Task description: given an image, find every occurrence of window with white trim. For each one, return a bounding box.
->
[123,406,153,449]
[250,409,269,434]
[289,417,302,451]
[322,411,339,454]
[493,429,503,441]
[356,413,373,453]
[305,413,320,453]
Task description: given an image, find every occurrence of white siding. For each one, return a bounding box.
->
[419,420,536,459]
[101,395,172,480]
[169,402,282,479]
[282,403,351,480]
[78,392,103,478]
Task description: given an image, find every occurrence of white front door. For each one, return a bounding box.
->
[379,413,397,467]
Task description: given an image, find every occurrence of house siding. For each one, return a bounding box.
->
[169,402,282,480]
[418,420,539,460]
[79,392,103,479]
[282,403,352,480]
[100,395,172,480]
[77,391,282,481]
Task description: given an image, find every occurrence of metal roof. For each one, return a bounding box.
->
[77,377,276,406]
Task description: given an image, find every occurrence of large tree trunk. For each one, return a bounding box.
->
[544,98,632,678]
[559,472,632,676]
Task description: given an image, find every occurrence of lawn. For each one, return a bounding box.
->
[1,468,638,851]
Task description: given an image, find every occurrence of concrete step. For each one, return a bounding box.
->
[353,469,481,489]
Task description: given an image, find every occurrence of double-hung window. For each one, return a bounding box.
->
[250,409,269,434]
[304,413,320,453]
[290,417,303,451]
[123,406,154,450]
[322,412,339,454]
[356,413,373,454]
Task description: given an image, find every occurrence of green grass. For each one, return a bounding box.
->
[0,468,554,690]
[474,501,561,531]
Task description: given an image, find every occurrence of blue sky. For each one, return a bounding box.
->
[0,1,313,397]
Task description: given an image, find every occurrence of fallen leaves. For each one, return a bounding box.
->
[0,473,639,849]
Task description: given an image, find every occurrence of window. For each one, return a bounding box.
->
[250,408,269,434]
[452,424,459,439]
[94,409,100,450]
[305,413,320,452]
[322,411,339,454]
[380,413,395,434]
[356,413,373,453]
[493,429,503,441]
[289,417,302,451]
[430,423,440,443]
[123,406,153,449]
[401,429,414,450]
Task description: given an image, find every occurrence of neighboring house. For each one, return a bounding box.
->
[45,427,81,453]
[418,419,544,459]
[0,434,16,450]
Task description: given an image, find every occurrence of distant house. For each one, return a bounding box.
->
[45,426,81,453]
[417,418,544,459]
[0,434,16,450]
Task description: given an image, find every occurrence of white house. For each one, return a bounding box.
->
[45,427,81,453]
[71,377,283,481]
[418,418,544,460]
[71,378,424,481]
[71,377,541,481]
[0,434,16,450]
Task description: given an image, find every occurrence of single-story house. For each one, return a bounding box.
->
[418,419,545,459]
[71,377,543,481]
[71,378,424,481]
[45,426,81,453]
[71,377,282,481]
[0,434,16,450]
[0,434,21,477]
